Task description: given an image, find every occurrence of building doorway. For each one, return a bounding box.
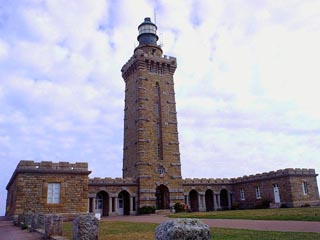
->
[118,190,130,215]
[155,185,170,209]
[220,189,228,210]
[273,184,281,203]
[205,189,214,211]
[189,190,199,212]
[96,191,109,216]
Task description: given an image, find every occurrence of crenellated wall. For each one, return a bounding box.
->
[183,178,232,185]
[89,177,137,185]
[121,49,177,80]
[232,168,317,183]
[231,168,319,208]
[6,161,320,216]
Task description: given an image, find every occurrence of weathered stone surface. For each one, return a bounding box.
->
[24,212,33,226]
[72,214,99,240]
[12,215,18,226]
[155,218,211,240]
[44,214,62,239]
[31,214,44,231]
[18,214,24,226]
[5,161,90,217]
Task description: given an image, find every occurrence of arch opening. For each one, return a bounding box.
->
[118,190,130,215]
[96,191,109,216]
[155,185,170,209]
[205,189,214,211]
[220,189,229,210]
[189,190,199,212]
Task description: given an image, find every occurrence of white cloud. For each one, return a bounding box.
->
[0,0,320,215]
[0,39,8,60]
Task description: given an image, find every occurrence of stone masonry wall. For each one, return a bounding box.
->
[121,46,184,209]
[289,175,320,206]
[6,161,91,216]
[232,168,319,208]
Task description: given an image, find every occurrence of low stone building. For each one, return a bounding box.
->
[6,160,319,217]
[232,168,320,209]
[5,17,320,218]
[6,161,90,217]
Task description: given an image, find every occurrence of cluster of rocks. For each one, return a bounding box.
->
[155,218,211,240]
[13,212,210,240]
[12,213,99,240]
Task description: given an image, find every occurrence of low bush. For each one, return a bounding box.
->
[173,202,185,213]
[138,206,156,214]
[20,222,28,230]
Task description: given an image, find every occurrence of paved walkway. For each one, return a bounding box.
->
[103,215,320,233]
[1,214,320,240]
[0,216,41,240]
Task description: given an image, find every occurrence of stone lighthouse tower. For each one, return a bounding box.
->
[121,17,184,210]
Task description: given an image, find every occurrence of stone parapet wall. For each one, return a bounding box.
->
[122,48,176,79]
[232,168,317,183]
[182,168,317,186]
[7,161,91,191]
[16,160,88,171]
[89,177,137,185]
[183,178,231,185]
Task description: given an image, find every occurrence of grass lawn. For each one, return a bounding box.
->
[170,207,320,221]
[62,221,320,240]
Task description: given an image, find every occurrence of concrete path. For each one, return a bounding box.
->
[0,216,41,240]
[103,214,320,233]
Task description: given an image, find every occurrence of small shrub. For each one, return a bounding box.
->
[262,200,271,208]
[238,204,248,210]
[138,206,155,214]
[280,203,288,208]
[173,202,185,213]
[254,200,271,209]
[231,203,239,210]
[20,222,28,230]
[303,203,311,208]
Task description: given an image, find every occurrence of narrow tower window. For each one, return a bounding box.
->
[302,182,308,195]
[255,186,261,199]
[240,189,245,200]
[155,82,160,96]
[157,144,162,160]
[155,104,160,117]
[156,123,161,137]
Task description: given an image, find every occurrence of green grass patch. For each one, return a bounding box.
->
[212,227,320,240]
[170,207,320,221]
[63,221,157,240]
[62,221,320,240]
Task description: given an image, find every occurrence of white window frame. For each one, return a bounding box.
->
[158,166,165,175]
[302,182,308,195]
[256,186,261,199]
[240,189,245,200]
[47,183,61,204]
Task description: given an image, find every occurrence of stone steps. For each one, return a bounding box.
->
[155,209,171,215]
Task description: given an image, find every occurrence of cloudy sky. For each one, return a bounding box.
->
[1,0,320,214]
